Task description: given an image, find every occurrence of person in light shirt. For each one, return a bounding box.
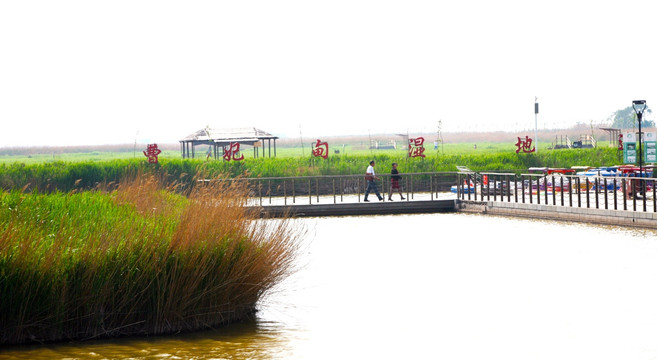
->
[364,160,383,202]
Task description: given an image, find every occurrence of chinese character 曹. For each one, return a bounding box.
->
[143,143,162,164]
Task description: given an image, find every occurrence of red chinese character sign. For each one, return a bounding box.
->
[515,136,535,153]
[143,143,162,164]
[312,139,329,159]
[618,133,624,150]
[408,137,426,158]
[223,142,244,161]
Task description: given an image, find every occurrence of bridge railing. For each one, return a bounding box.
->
[456,171,657,213]
[203,172,459,205]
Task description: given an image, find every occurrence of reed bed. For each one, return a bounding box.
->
[0,148,620,192]
[0,174,302,345]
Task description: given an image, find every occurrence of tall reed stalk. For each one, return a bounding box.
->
[0,174,302,345]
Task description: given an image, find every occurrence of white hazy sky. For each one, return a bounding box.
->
[1,0,656,147]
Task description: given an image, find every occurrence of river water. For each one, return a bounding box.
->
[3,213,657,359]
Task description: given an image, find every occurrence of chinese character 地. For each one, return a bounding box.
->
[515,136,535,153]
[143,143,162,164]
[223,142,244,161]
[408,137,426,158]
[312,139,329,159]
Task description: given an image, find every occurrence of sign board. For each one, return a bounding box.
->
[623,132,637,164]
[623,132,657,164]
[644,132,657,163]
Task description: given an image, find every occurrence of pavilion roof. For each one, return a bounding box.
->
[180,127,278,142]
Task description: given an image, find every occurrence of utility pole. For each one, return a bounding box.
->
[534,97,539,153]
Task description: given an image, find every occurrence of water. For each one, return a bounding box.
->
[3,213,657,359]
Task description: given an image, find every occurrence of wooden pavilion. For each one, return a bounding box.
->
[600,127,622,147]
[179,127,279,159]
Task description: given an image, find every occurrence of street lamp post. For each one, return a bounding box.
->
[632,100,647,177]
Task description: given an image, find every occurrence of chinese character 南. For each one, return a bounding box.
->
[312,139,329,159]
[143,143,162,164]
[223,142,244,161]
[408,137,426,158]
[515,136,535,153]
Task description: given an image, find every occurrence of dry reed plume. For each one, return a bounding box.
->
[0,174,303,345]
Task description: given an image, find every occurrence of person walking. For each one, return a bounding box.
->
[388,162,405,201]
[364,160,383,202]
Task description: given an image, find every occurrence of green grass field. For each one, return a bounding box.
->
[0,141,555,164]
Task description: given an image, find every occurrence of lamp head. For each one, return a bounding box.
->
[633,100,647,116]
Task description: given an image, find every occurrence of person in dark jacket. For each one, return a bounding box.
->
[388,162,405,201]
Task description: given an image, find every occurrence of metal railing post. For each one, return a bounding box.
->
[639,178,648,212]
[340,177,343,202]
[577,177,581,207]
[487,174,492,201]
[430,175,434,201]
[474,173,479,201]
[633,178,637,212]
[594,177,599,209]
[604,178,608,210]
[358,177,361,202]
[333,178,336,204]
[586,178,590,208]
[406,176,410,201]
[411,174,414,200]
[559,176,564,206]
[622,178,627,211]
[653,179,656,213]
[551,175,556,205]
[613,178,617,210]
[568,175,573,207]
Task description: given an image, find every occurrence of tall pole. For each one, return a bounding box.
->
[638,112,643,176]
[534,97,539,153]
[299,125,305,157]
[632,100,647,177]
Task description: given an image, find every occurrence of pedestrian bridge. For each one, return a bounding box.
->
[206,170,657,228]
[206,172,459,217]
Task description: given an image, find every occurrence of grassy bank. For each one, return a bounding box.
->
[0,147,623,192]
[0,175,302,345]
